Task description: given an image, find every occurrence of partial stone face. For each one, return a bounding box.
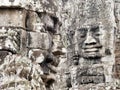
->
[0,0,61,89]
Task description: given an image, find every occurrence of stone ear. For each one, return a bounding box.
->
[105,48,111,55]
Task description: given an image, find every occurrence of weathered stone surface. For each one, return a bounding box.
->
[1,0,120,90]
[27,32,52,50]
[0,9,27,28]
[0,0,60,90]
[0,55,46,90]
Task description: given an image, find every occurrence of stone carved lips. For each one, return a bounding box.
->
[0,27,20,53]
[82,44,102,58]
[78,26,102,58]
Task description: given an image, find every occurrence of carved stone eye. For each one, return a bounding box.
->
[78,28,87,38]
[94,33,101,37]
[80,34,86,38]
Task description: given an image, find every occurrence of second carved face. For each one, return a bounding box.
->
[77,25,102,59]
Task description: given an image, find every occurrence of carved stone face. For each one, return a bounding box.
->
[0,27,20,54]
[77,25,102,59]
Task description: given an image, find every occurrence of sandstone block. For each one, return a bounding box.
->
[27,32,52,50]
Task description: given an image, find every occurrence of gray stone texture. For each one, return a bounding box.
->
[0,0,120,90]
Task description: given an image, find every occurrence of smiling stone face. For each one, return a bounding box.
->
[76,25,102,59]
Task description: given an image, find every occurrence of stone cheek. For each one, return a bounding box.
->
[27,32,52,50]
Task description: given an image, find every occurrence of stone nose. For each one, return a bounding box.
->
[84,34,97,45]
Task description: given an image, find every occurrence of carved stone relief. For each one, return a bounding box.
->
[0,0,61,90]
[0,0,120,90]
[63,0,116,89]
[76,25,102,60]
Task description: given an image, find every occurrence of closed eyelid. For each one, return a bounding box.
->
[94,33,101,36]
[90,26,99,32]
[78,28,88,33]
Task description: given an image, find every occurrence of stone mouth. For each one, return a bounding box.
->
[82,49,102,59]
[82,44,102,49]
[83,48,99,52]
[82,44,102,54]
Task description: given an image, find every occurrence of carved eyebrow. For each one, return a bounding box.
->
[78,28,88,32]
[90,26,99,32]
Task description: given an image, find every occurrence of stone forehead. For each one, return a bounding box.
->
[79,22,102,29]
[75,18,103,29]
